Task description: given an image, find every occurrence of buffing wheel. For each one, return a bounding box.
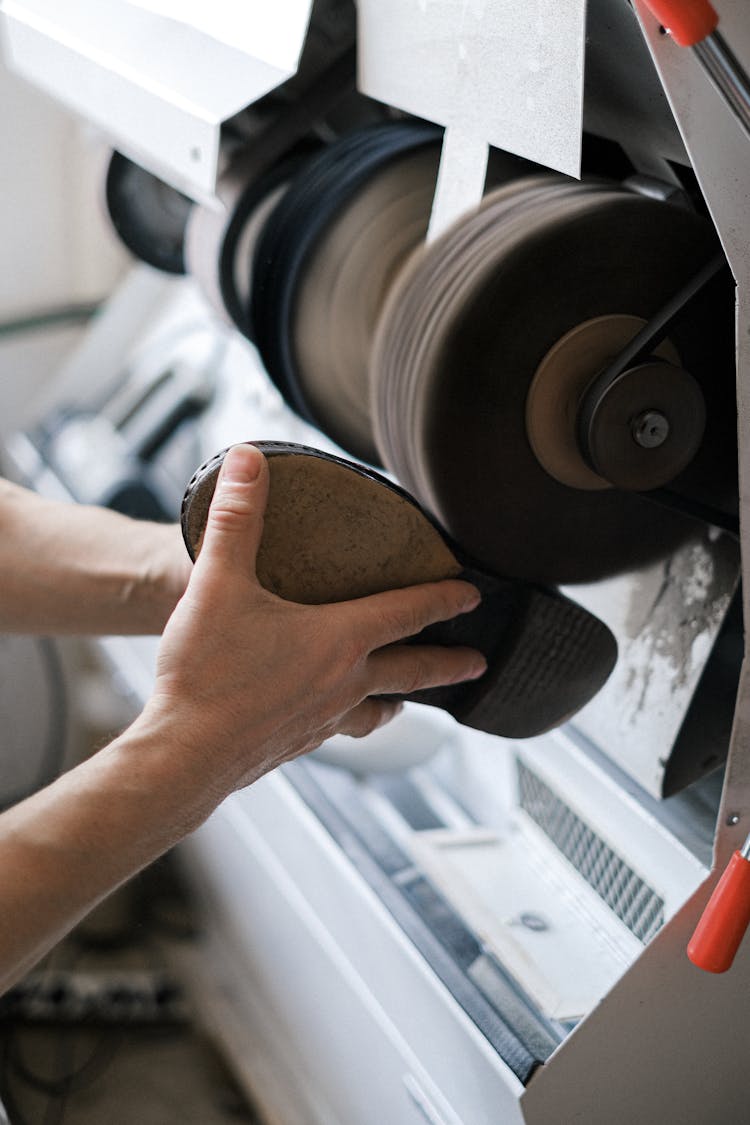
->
[371,179,732,584]
[185,146,315,338]
[288,137,537,464]
[105,151,192,275]
[251,123,443,455]
[181,442,617,738]
[292,144,441,463]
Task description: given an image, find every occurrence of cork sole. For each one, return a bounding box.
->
[182,442,461,602]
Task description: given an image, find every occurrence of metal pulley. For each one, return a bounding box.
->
[526,311,709,494]
[581,358,706,491]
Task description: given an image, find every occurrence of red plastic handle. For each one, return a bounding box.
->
[639,0,718,47]
[688,851,750,973]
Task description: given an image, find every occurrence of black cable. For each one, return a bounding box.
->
[41,1031,74,1125]
[4,1025,123,1125]
[0,1028,33,1125]
[640,486,740,538]
[0,941,117,1122]
[0,862,191,1119]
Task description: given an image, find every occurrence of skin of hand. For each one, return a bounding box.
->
[139,443,487,800]
[0,443,485,992]
[0,478,191,635]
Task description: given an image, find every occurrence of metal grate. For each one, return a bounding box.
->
[516,760,665,944]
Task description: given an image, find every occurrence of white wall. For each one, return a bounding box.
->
[0,59,127,432]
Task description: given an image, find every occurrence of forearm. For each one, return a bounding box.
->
[0,710,215,993]
[0,479,188,634]
[0,443,487,996]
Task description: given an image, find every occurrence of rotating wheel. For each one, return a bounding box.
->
[251,122,441,462]
[251,123,535,463]
[290,140,538,464]
[105,151,192,275]
[291,143,441,462]
[371,177,734,584]
[185,145,316,338]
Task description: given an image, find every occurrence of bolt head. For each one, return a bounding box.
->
[520,912,549,933]
[632,410,670,449]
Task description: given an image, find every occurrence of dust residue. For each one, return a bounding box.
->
[619,533,738,721]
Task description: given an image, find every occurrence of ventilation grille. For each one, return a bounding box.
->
[516,760,664,944]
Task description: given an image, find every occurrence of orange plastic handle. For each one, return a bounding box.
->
[688,851,750,973]
[640,0,718,47]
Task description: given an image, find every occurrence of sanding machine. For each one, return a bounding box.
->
[2,1,750,1121]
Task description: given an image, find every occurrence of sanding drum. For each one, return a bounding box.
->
[108,118,737,629]
[210,123,737,588]
[249,122,535,465]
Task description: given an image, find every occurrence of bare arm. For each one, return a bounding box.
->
[0,445,486,993]
[0,478,191,635]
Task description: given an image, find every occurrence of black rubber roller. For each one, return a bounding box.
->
[181,442,616,740]
[104,151,192,275]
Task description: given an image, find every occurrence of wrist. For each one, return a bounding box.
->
[118,702,230,831]
[125,522,192,634]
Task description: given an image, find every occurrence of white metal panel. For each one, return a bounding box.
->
[426,125,490,242]
[520,5,750,1120]
[632,0,750,873]
[410,828,639,1021]
[566,534,738,798]
[185,801,472,1125]
[125,0,311,68]
[518,733,709,916]
[0,0,312,198]
[183,774,528,1125]
[357,0,587,178]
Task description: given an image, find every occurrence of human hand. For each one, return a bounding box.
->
[139,444,486,802]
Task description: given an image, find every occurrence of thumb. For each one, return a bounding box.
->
[194,444,269,581]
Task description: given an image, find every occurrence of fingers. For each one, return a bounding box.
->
[366,643,486,697]
[194,445,269,582]
[352,579,482,650]
[336,698,403,739]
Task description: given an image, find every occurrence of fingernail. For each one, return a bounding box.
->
[466,657,487,680]
[461,587,482,613]
[220,444,261,484]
